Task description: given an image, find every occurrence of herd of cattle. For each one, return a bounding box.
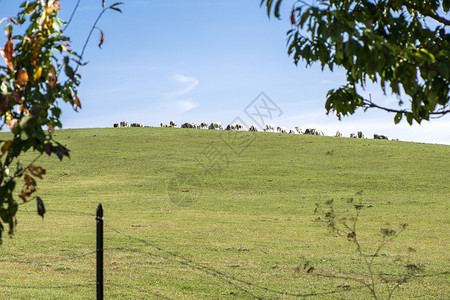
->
[113,121,391,140]
[114,121,144,128]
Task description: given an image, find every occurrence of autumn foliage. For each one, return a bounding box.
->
[0,0,121,243]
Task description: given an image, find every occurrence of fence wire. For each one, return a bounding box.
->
[0,283,95,290]
[1,208,447,299]
[105,283,172,300]
[0,250,96,265]
[18,208,95,216]
[105,223,371,298]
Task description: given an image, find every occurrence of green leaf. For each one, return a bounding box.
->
[52,18,61,31]
[394,112,402,124]
[274,0,283,19]
[266,0,273,17]
[9,201,18,219]
[405,113,413,125]
[438,62,449,79]
[65,65,75,80]
[269,0,450,125]
[36,196,46,219]
[4,24,13,39]
[0,208,8,223]
[443,0,450,12]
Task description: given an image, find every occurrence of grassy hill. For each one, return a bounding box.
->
[0,127,448,299]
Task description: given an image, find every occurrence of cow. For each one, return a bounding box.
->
[264,124,275,132]
[374,134,388,140]
[350,133,357,138]
[335,130,342,137]
[277,126,287,133]
[181,122,196,128]
[304,128,317,135]
[120,121,129,127]
[225,124,237,131]
[211,122,221,130]
[295,126,303,134]
[169,120,176,127]
[357,131,364,139]
[289,129,296,134]
[249,124,258,132]
[200,122,208,129]
[113,123,119,128]
[208,122,222,130]
[235,124,244,131]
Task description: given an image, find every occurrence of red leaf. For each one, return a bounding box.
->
[0,95,11,114]
[16,69,29,87]
[73,93,81,111]
[44,143,53,156]
[4,40,13,62]
[13,92,21,104]
[290,8,296,25]
[98,30,104,49]
[47,65,57,89]
[1,40,14,71]
[19,174,37,203]
[28,165,46,179]
[1,138,13,154]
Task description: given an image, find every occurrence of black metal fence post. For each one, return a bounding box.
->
[96,204,104,300]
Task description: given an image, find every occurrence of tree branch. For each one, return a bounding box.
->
[402,2,450,26]
[75,3,122,74]
[363,99,450,116]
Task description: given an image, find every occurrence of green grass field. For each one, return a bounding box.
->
[0,127,449,299]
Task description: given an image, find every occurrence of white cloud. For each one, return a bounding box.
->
[158,74,201,114]
[175,100,198,113]
[168,74,199,99]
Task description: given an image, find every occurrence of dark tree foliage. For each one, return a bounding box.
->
[261,0,450,124]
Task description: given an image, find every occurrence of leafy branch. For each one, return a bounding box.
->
[0,0,122,243]
[401,1,450,26]
[77,2,122,70]
[261,0,450,124]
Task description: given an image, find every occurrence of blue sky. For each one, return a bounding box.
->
[1,0,449,144]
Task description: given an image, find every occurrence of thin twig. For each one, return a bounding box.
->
[62,0,82,32]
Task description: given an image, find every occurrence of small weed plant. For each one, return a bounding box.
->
[310,191,425,299]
